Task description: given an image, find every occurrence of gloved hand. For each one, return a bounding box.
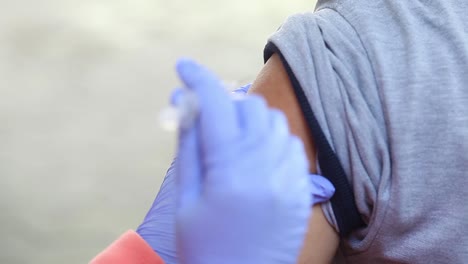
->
[137,62,335,264]
[174,59,334,264]
[136,84,253,264]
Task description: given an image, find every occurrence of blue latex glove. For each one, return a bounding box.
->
[136,159,178,263]
[137,63,335,264]
[174,59,334,264]
[136,85,253,263]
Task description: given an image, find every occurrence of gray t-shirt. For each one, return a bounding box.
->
[265,0,468,262]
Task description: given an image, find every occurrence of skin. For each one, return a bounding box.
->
[248,53,340,264]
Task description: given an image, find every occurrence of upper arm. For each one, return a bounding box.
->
[248,53,340,264]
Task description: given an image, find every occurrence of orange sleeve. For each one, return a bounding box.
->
[90,230,165,264]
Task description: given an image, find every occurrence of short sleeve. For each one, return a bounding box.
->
[263,9,391,252]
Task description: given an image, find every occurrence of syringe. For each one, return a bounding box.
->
[159,88,200,131]
[159,81,243,132]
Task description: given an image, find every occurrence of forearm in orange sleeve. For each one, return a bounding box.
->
[90,230,165,264]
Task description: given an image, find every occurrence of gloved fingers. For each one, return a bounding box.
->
[176,122,202,209]
[269,109,290,138]
[176,58,240,148]
[249,109,292,183]
[232,83,252,95]
[267,109,290,161]
[286,136,309,176]
[257,109,292,174]
[234,95,269,136]
[271,135,310,199]
[309,174,335,205]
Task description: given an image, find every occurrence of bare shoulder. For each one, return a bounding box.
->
[249,53,339,264]
[248,53,317,168]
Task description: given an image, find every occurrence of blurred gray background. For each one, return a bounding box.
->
[0,0,316,263]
